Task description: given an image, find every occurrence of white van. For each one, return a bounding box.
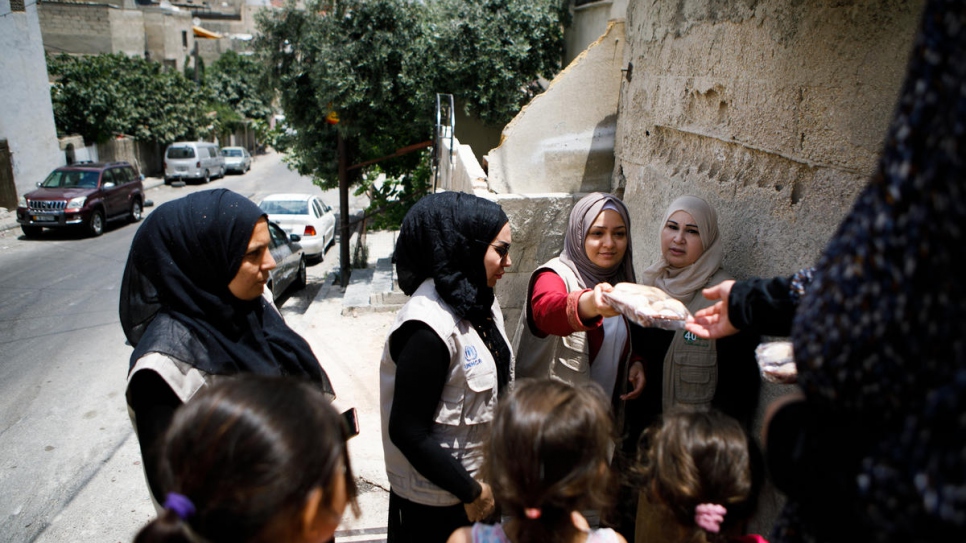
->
[163,141,226,184]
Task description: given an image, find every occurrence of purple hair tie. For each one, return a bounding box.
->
[164,492,196,521]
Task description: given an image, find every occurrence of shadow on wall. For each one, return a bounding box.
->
[579,113,618,194]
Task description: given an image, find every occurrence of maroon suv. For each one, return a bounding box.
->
[16,162,145,238]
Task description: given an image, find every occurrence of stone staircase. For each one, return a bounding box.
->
[341,238,407,316]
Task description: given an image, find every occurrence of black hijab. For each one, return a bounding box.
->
[394,192,512,389]
[119,189,330,390]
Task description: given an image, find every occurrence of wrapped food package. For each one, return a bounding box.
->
[601,283,691,330]
[755,341,798,384]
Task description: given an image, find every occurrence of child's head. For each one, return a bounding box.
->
[134,375,359,543]
[485,379,614,534]
[639,408,761,540]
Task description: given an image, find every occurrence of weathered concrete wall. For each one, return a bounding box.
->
[0,0,65,200]
[38,2,144,57]
[614,0,924,533]
[143,8,194,72]
[110,8,146,56]
[486,20,625,196]
[617,0,921,280]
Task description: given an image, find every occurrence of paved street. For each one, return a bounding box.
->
[0,151,393,542]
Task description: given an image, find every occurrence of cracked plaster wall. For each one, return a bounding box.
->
[617,0,922,280]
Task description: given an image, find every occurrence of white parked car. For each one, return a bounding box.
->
[221,146,252,174]
[258,193,336,263]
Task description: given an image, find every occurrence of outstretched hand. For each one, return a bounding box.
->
[578,282,621,320]
[686,280,739,339]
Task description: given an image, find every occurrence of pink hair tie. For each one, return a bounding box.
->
[524,508,542,519]
[694,503,727,533]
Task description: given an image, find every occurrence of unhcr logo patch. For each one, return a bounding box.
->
[464,345,482,370]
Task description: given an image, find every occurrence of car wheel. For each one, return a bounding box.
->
[294,257,307,290]
[129,199,143,223]
[88,210,105,237]
[203,170,210,184]
[21,225,42,238]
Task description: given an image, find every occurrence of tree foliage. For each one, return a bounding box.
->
[254,0,566,191]
[48,53,211,145]
[207,51,275,123]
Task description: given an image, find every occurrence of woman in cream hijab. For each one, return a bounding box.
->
[631,195,761,435]
[629,195,762,543]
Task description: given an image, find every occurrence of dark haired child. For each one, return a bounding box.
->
[448,379,627,543]
[635,408,765,543]
[133,375,359,543]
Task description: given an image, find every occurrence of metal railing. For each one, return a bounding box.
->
[434,93,455,192]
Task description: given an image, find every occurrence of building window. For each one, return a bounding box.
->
[11,0,25,11]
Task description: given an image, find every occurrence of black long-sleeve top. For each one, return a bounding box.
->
[386,321,483,504]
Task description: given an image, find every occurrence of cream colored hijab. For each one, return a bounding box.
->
[639,195,724,303]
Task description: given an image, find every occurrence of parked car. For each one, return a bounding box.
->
[266,220,307,301]
[257,193,336,263]
[16,161,145,238]
[221,146,252,174]
[163,141,225,184]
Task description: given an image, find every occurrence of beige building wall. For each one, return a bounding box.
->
[144,8,193,71]
[486,20,626,196]
[38,2,144,57]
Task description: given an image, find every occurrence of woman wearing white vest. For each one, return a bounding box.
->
[380,192,513,543]
[515,192,645,420]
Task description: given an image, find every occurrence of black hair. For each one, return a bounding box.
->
[133,375,358,543]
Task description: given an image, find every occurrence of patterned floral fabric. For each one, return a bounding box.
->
[778,1,966,541]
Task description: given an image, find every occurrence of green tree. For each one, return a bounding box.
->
[255,0,565,197]
[48,53,210,145]
[207,50,274,123]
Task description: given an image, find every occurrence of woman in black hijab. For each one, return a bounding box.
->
[120,188,332,505]
[379,192,513,543]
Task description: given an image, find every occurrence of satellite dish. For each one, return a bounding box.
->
[192,17,201,25]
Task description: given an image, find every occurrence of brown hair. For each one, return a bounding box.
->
[484,379,616,543]
[638,408,761,543]
[134,375,358,543]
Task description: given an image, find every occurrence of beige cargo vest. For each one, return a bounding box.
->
[512,258,591,386]
[380,278,510,506]
[661,268,733,411]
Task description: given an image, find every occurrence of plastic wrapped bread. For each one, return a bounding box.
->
[601,283,691,330]
[755,341,798,384]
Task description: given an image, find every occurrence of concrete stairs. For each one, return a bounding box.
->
[341,256,407,316]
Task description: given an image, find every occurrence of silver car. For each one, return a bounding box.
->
[221,146,252,174]
[266,220,307,301]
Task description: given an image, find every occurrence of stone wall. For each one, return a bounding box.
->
[38,2,144,57]
[612,0,924,533]
[616,0,922,280]
[143,8,193,71]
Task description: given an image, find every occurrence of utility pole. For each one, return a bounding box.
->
[338,131,350,288]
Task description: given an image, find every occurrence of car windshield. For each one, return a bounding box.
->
[222,149,243,157]
[41,170,100,188]
[167,147,196,159]
[260,200,309,215]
